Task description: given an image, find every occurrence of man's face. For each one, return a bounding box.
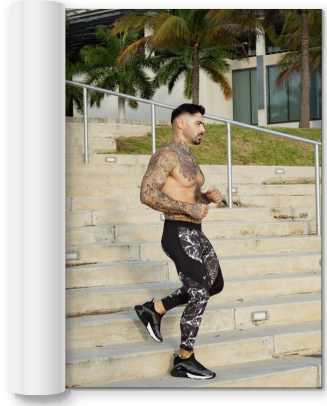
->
[183,112,205,146]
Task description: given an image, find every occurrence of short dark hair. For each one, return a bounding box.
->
[171,103,205,127]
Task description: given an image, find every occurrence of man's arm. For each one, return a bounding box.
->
[198,193,211,204]
[140,149,202,218]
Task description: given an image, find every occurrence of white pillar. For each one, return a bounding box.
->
[256,31,267,126]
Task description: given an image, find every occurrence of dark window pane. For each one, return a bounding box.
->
[267,65,288,123]
[309,70,322,119]
[250,69,258,125]
[232,70,251,124]
[289,72,301,121]
[266,67,270,123]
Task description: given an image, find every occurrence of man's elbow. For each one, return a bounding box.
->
[140,194,147,205]
[140,192,150,205]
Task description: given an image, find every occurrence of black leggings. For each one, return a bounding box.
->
[160,219,224,352]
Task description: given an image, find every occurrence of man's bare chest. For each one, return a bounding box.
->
[170,152,205,187]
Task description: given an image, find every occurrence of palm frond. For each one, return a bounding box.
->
[109,11,157,36]
[200,25,254,59]
[79,45,116,69]
[182,46,193,67]
[188,9,211,35]
[127,99,138,109]
[272,63,301,93]
[167,65,188,94]
[148,50,181,71]
[183,69,193,99]
[275,49,302,67]
[116,36,154,66]
[153,12,192,49]
[153,56,185,86]
[201,64,233,100]
[199,48,233,72]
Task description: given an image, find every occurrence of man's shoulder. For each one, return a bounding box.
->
[151,144,176,161]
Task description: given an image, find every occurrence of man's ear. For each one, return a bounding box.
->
[177,116,185,130]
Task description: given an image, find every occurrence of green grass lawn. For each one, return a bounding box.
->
[100,124,322,167]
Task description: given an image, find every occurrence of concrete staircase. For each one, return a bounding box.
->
[65,151,322,388]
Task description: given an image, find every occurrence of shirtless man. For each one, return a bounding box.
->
[135,104,224,380]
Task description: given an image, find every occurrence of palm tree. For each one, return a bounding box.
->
[272,9,322,128]
[69,25,156,119]
[109,9,272,105]
[148,43,243,101]
[298,10,310,128]
[65,14,84,116]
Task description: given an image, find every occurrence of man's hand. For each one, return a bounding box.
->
[189,203,210,219]
[206,188,222,203]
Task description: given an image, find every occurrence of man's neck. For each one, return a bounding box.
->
[170,138,192,154]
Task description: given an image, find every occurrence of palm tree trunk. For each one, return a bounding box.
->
[299,9,310,128]
[192,46,200,105]
[118,96,125,119]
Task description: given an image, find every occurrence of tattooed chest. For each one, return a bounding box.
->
[176,154,197,183]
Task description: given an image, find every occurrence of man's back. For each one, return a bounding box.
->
[140,139,208,224]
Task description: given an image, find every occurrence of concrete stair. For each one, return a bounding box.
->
[66,183,320,197]
[66,172,266,185]
[66,272,321,317]
[65,235,321,265]
[66,207,318,227]
[66,137,116,153]
[65,320,321,387]
[66,252,321,289]
[84,353,321,388]
[66,292,321,349]
[65,152,322,388]
[65,220,317,245]
[66,195,321,211]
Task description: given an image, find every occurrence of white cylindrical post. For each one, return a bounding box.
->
[314,144,321,235]
[227,123,232,208]
[151,103,156,154]
[83,87,89,163]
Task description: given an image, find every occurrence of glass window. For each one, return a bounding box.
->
[267,65,288,123]
[289,72,301,121]
[232,68,258,125]
[310,71,322,119]
[232,70,251,124]
[266,64,322,124]
[250,69,258,125]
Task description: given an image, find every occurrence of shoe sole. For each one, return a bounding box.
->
[135,305,162,343]
[171,368,215,379]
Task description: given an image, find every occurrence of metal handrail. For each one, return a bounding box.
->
[66,80,322,235]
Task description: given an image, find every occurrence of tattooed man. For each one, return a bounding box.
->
[135,104,224,379]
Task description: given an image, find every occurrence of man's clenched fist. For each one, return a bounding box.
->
[207,188,222,203]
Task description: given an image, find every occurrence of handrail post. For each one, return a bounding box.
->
[83,86,89,163]
[151,103,156,154]
[227,123,232,208]
[314,144,321,235]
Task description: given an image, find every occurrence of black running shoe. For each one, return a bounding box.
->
[134,297,164,343]
[170,353,216,379]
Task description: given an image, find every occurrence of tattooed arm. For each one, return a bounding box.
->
[140,149,204,219]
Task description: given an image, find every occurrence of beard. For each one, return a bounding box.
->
[192,135,202,145]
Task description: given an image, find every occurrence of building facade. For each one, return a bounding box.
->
[66,9,322,128]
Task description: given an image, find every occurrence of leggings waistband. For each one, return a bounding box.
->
[164,219,202,231]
